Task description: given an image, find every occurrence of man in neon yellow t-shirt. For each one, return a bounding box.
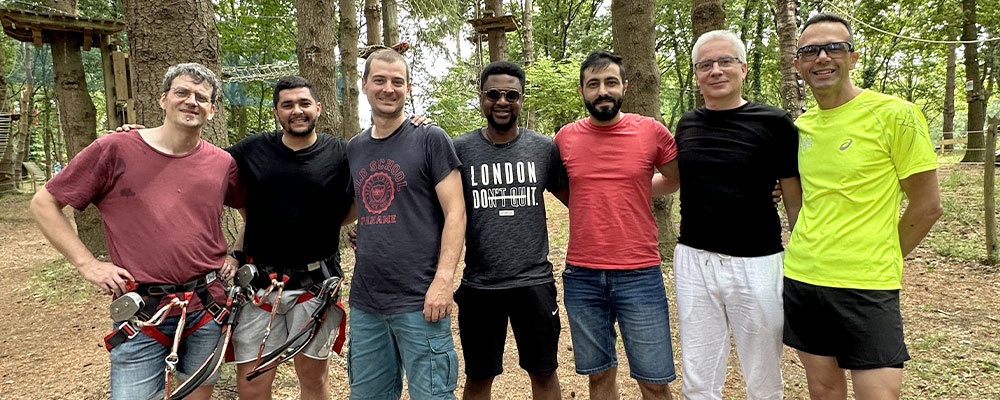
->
[783,13,943,400]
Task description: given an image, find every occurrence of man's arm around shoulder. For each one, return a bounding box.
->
[424,169,466,322]
[30,188,134,296]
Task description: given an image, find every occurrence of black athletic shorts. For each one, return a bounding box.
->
[783,277,909,370]
[454,281,561,379]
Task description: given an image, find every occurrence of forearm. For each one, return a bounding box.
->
[898,204,942,257]
[30,190,98,268]
[651,174,679,197]
[434,212,466,283]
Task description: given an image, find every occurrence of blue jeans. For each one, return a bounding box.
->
[562,264,677,384]
[347,307,458,400]
[109,310,221,399]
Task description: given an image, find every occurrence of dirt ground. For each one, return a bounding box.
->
[1,190,998,399]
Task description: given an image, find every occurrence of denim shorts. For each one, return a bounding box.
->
[562,264,677,384]
[347,307,458,399]
[109,310,221,399]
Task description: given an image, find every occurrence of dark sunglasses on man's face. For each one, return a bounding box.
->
[795,41,854,61]
[482,88,522,102]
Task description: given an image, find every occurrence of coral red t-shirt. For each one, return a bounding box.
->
[554,113,677,269]
[45,129,244,311]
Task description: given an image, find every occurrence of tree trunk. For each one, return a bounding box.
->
[124,0,227,145]
[485,0,508,61]
[691,0,725,107]
[775,0,803,117]
[381,0,399,45]
[0,33,11,192]
[523,0,537,130]
[124,0,237,240]
[43,88,52,180]
[340,0,362,138]
[364,0,382,46]
[296,0,344,137]
[943,43,956,150]
[49,0,107,254]
[14,43,33,185]
[611,0,677,262]
[960,0,985,162]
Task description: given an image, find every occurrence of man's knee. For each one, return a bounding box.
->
[295,355,331,386]
[236,362,277,399]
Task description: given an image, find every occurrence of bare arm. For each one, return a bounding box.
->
[779,177,803,230]
[652,159,680,197]
[552,188,569,207]
[30,188,134,296]
[424,169,466,322]
[898,170,943,257]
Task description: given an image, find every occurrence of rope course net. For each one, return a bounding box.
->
[222,62,299,83]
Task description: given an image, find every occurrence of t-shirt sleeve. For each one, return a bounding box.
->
[655,120,678,166]
[425,126,462,184]
[546,141,569,193]
[775,112,800,179]
[223,158,246,209]
[44,139,114,211]
[888,102,937,180]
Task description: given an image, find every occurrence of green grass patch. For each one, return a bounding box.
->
[31,258,93,305]
[913,332,950,351]
[924,161,1000,262]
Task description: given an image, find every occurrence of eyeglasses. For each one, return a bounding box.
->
[482,88,522,102]
[796,42,854,61]
[694,56,742,73]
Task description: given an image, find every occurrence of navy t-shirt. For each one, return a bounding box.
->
[227,130,353,268]
[675,101,798,257]
[347,121,462,314]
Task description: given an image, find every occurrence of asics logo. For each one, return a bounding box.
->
[840,138,853,151]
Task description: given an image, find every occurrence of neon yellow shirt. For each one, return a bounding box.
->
[785,90,937,290]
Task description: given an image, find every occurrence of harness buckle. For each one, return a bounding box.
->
[118,320,140,340]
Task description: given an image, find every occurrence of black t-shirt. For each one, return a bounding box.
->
[453,128,568,289]
[675,101,798,257]
[227,130,353,267]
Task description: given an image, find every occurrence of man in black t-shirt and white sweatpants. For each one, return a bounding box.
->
[672,30,802,400]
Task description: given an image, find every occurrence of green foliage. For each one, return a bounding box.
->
[424,61,482,137]
[524,54,586,134]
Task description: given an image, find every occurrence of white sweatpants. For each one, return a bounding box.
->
[673,243,784,400]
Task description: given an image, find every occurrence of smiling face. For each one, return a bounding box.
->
[795,21,859,97]
[694,39,748,110]
[159,74,216,129]
[579,63,627,122]
[274,87,322,137]
[480,74,523,132]
[362,59,411,119]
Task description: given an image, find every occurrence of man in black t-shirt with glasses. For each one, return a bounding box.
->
[672,30,802,400]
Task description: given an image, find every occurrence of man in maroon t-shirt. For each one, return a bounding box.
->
[30,63,242,400]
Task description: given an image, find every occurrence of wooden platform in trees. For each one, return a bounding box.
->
[0,7,123,50]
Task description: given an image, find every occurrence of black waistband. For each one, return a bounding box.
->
[136,272,217,296]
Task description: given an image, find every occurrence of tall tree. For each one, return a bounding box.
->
[611,0,677,260]
[691,0,725,107]
[961,0,986,162]
[382,0,400,45]
[42,88,52,180]
[340,0,362,137]
[485,0,508,61]
[523,0,537,130]
[775,0,804,117]
[943,43,957,151]
[296,0,344,136]
[365,0,383,45]
[13,43,33,185]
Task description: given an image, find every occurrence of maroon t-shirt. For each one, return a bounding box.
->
[46,129,244,311]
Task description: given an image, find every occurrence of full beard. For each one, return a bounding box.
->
[585,95,624,121]
[283,118,317,137]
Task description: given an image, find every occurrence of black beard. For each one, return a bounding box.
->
[486,112,518,131]
[284,118,316,137]
[584,95,623,121]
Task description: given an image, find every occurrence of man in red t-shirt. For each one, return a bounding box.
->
[554,50,680,400]
[30,63,243,400]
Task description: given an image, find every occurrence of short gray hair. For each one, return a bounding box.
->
[161,63,222,104]
[691,30,747,66]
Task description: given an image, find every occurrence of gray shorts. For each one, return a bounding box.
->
[232,288,345,364]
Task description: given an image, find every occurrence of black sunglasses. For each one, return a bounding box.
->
[795,42,854,61]
[482,88,522,102]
